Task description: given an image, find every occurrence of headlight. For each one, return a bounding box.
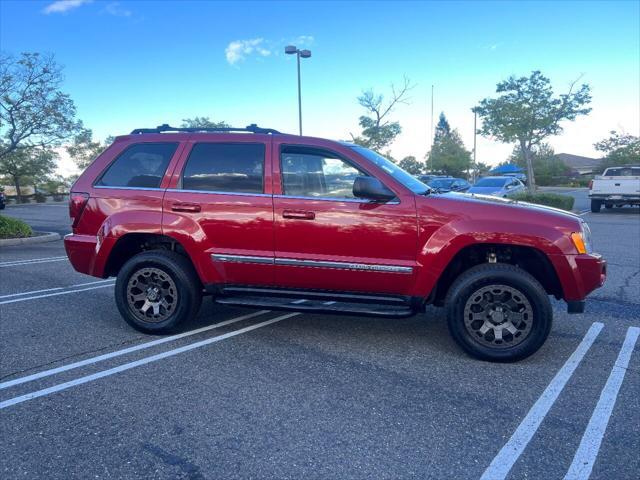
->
[571,221,593,254]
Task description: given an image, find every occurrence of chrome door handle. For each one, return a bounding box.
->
[171,202,201,213]
[283,210,315,220]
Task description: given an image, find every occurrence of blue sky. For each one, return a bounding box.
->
[1,0,639,174]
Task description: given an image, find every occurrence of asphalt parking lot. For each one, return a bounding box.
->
[1,194,638,479]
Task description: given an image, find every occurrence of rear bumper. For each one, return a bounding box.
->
[589,194,640,204]
[64,233,108,278]
[549,253,606,304]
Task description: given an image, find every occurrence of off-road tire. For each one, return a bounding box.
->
[115,250,202,334]
[445,263,552,362]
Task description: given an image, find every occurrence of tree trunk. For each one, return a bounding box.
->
[13,176,22,200]
[521,142,536,193]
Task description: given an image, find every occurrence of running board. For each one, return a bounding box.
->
[214,296,416,318]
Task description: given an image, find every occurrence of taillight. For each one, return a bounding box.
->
[588,180,593,189]
[69,192,89,228]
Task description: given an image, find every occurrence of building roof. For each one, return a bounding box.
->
[554,153,601,169]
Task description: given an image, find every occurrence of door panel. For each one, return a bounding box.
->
[272,142,418,294]
[162,138,274,286]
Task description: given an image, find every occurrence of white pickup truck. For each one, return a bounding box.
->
[589,165,640,212]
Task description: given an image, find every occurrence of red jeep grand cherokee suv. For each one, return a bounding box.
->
[65,124,606,361]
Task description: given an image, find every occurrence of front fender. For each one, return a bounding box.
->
[412,219,567,297]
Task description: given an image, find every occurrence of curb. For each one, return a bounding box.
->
[0,232,61,247]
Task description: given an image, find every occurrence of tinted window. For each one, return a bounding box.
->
[605,167,640,176]
[182,143,265,193]
[475,178,509,187]
[97,143,177,188]
[430,178,455,189]
[281,146,367,199]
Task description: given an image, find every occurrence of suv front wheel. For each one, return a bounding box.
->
[445,263,552,362]
[115,251,202,334]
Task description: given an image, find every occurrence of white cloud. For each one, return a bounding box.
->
[225,38,271,65]
[294,35,314,46]
[42,0,93,15]
[103,2,132,17]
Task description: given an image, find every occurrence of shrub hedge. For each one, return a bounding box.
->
[512,192,575,211]
[0,215,33,239]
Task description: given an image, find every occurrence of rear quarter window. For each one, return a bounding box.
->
[96,143,178,188]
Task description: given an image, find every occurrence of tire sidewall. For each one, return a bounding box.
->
[447,266,552,362]
[115,252,198,333]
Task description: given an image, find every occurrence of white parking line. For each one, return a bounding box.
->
[0,310,270,390]
[578,210,590,216]
[0,312,299,410]
[0,283,115,305]
[480,322,604,480]
[564,326,640,480]
[0,279,114,300]
[0,256,68,268]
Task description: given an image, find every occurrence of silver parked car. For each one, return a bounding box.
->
[468,176,526,197]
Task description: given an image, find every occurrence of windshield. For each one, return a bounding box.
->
[474,178,508,187]
[349,145,429,194]
[430,178,455,189]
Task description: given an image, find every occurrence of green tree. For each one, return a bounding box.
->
[66,127,114,170]
[594,130,639,170]
[507,143,567,185]
[398,155,424,175]
[474,70,591,192]
[0,148,57,198]
[433,112,451,142]
[351,76,413,153]
[0,52,81,159]
[427,113,472,177]
[181,117,229,129]
[473,162,491,177]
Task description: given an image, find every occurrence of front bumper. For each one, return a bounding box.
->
[549,253,606,311]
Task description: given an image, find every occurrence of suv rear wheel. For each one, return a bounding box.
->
[445,263,552,362]
[115,251,202,334]
[591,199,602,212]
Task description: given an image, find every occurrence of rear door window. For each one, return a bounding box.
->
[96,143,178,188]
[181,143,265,194]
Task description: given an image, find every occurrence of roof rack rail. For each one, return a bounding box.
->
[130,123,281,135]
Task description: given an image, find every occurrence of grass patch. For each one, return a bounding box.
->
[0,215,33,239]
[512,192,575,211]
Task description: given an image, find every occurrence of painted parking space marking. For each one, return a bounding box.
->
[480,322,604,480]
[0,282,115,305]
[0,310,270,390]
[0,312,299,410]
[0,256,69,268]
[0,279,114,300]
[564,326,640,480]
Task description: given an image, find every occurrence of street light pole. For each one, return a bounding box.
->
[296,52,302,136]
[285,45,311,136]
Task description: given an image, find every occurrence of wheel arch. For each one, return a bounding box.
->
[104,232,199,280]
[428,243,563,306]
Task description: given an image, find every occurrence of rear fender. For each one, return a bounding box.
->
[95,210,164,277]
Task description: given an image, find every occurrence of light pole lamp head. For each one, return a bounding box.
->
[285,45,298,55]
[299,49,311,58]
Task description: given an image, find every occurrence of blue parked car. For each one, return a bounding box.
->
[468,176,526,197]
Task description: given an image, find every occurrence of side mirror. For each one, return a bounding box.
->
[353,176,396,202]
